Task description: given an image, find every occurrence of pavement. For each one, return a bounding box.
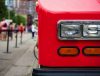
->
[0,32,38,76]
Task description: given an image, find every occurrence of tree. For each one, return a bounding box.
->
[13,14,27,26]
[0,0,8,20]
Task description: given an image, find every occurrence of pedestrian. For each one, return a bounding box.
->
[1,18,8,40]
[0,24,2,40]
[18,23,24,37]
[31,24,35,38]
[27,25,32,33]
[8,22,14,40]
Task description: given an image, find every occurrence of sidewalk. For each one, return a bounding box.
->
[4,40,38,76]
[0,32,32,53]
[0,33,38,76]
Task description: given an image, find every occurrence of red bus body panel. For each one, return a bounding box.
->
[37,0,100,67]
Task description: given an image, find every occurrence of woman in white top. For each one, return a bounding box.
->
[31,25,35,38]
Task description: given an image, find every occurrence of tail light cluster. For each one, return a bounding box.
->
[58,47,79,56]
[58,47,100,56]
[57,20,100,56]
[83,47,100,56]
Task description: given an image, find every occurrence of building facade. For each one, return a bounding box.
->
[5,0,36,16]
[5,0,19,10]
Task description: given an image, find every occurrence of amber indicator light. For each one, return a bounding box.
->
[58,47,79,56]
[83,47,100,56]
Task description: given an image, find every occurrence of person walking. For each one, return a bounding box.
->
[1,18,8,40]
[8,22,14,40]
[0,24,2,40]
[18,23,25,44]
[18,23,24,37]
[31,24,35,39]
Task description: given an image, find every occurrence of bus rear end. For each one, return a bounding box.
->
[33,0,100,76]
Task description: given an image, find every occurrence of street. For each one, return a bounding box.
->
[0,32,38,76]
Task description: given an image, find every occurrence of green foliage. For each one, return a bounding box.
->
[10,10,15,19]
[0,0,8,20]
[7,10,26,26]
[13,14,27,26]
[0,0,26,25]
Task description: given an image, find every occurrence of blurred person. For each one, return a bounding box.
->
[1,18,7,40]
[0,24,2,40]
[31,24,36,39]
[8,22,14,40]
[18,23,25,37]
[27,24,32,33]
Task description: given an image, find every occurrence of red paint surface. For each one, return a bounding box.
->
[37,0,100,67]
[39,0,100,13]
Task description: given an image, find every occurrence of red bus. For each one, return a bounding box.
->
[33,0,100,76]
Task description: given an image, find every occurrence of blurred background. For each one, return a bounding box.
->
[0,0,38,76]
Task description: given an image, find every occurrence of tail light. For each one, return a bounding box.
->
[83,47,100,56]
[58,47,80,56]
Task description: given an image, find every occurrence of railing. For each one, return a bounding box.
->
[0,29,23,53]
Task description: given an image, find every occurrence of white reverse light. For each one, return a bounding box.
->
[60,24,81,38]
[58,20,100,40]
[83,25,100,37]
